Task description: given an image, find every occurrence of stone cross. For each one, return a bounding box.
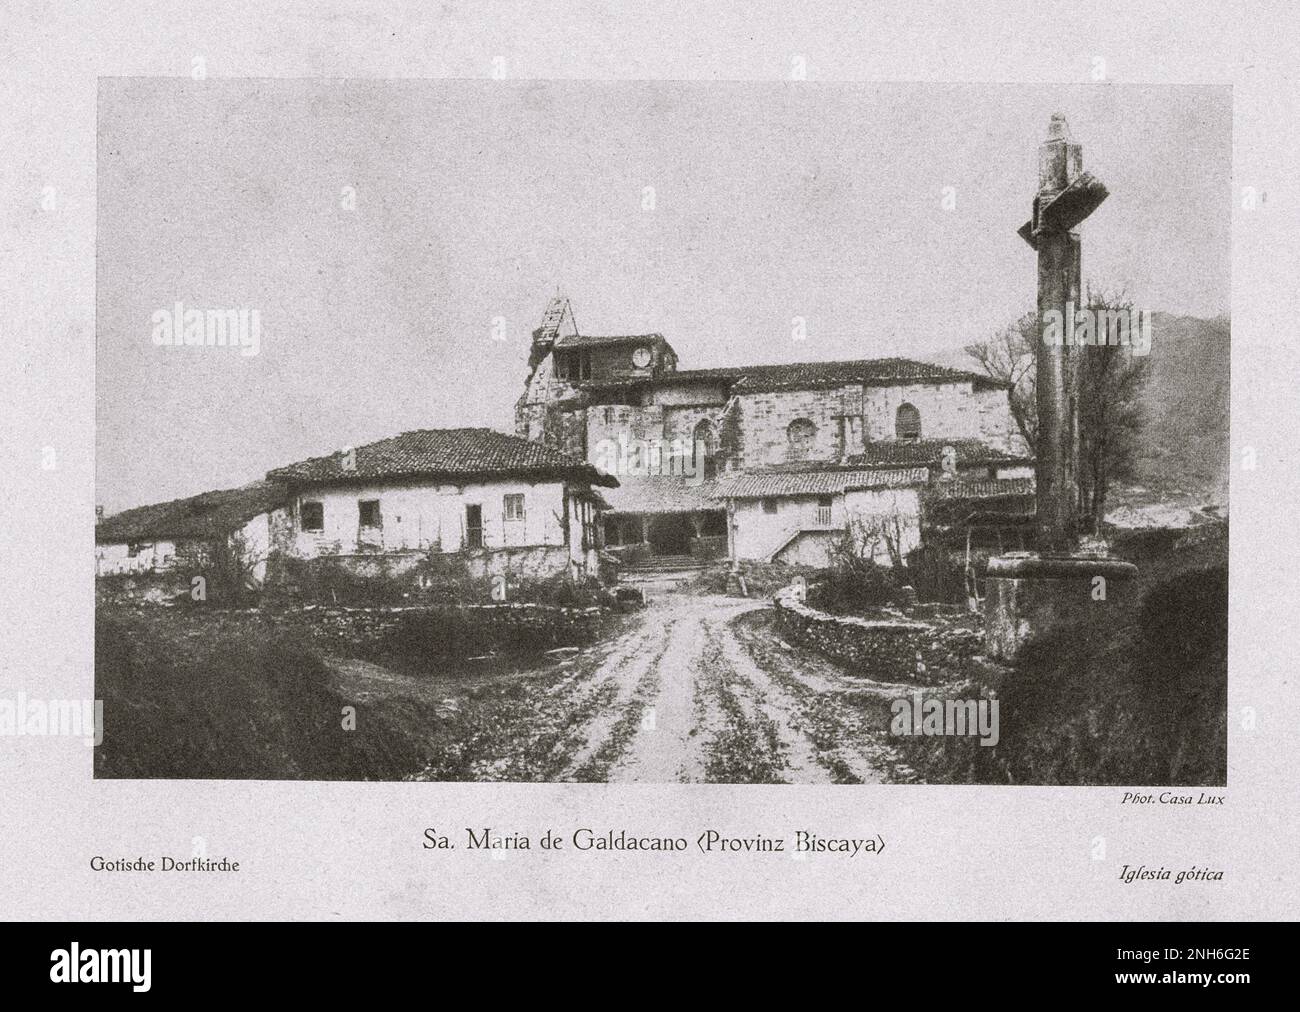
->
[1018,114,1108,554]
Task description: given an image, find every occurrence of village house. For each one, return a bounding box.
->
[95,480,288,585]
[263,427,617,581]
[96,429,617,598]
[515,296,1035,567]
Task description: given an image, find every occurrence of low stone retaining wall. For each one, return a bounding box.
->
[771,585,982,684]
[103,601,611,659]
[300,601,609,655]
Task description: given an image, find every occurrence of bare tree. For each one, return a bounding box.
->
[836,511,907,569]
[966,286,1150,534]
[965,311,1038,452]
[1076,285,1150,533]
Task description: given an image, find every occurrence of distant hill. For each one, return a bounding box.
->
[929,312,1230,502]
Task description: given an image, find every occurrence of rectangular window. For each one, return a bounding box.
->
[465,504,483,549]
[556,350,590,381]
[816,496,833,526]
[127,542,140,558]
[301,501,324,532]
[358,499,381,528]
[503,493,526,521]
[761,498,778,514]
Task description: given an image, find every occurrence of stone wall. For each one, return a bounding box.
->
[862,381,1022,453]
[101,600,612,658]
[771,584,982,684]
[735,388,855,467]
[299,601,610,655]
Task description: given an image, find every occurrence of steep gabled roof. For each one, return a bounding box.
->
[266,427,618,488]
[96,480,286,544]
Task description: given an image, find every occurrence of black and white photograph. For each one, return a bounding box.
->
[6,0,1298,941]
[93,79,1229,786]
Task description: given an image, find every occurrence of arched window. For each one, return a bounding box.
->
[693,419,717,479]
[895,403,921,441]
[787,418,817,461]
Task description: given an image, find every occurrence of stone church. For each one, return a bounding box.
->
[516,296,1035,568]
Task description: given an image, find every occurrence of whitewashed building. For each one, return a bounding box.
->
[95,480,288,584]
[265,427,616,579]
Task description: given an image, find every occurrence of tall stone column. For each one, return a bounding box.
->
[1029,114,1091,554]
[984,114,1137,661]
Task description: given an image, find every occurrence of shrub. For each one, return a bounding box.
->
[276,555,413,606]
[811,561,905,613]
[889,563,1227,785]
[810,520,909,612]
[510,571,613,608]
[905,544,974,606]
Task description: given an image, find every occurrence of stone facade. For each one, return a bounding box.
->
[732,388,857,468]
[863,381,1021,450]
[513,295,1029,566]
[517,299,1025,472]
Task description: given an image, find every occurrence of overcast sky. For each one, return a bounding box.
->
[96,79,1230,512]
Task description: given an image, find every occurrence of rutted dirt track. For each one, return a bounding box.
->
[340,593,922,784]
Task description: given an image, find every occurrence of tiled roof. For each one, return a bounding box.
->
[925,477,1036,500]
[652,366,746,383]
[554,332,666,349]
[267,428,618,488]
[726,358,1000,393]
[714,467,929,499]
[602,476,723,515]
[923,477,1037,525]
[850,467,934,490]
[96,480,286,544]
[581,357,1006,393]
[847,439,1032,468]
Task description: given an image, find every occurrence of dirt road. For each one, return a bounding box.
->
[331,593,922,784]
